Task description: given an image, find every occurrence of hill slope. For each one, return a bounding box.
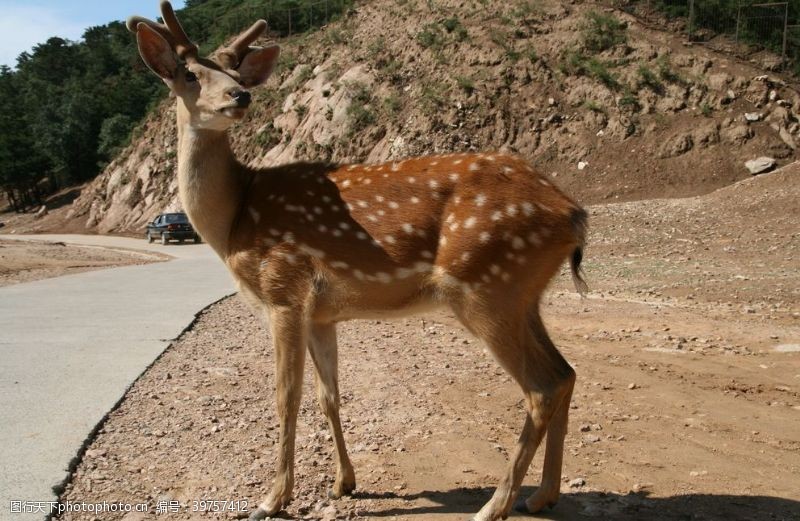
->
[69,0,800,233]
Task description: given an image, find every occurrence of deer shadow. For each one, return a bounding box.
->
[352,486,800,520]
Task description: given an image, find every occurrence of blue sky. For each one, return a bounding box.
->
[0,0,185,67]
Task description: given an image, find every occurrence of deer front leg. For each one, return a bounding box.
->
[250,305,308,521]
[308,323,356,499]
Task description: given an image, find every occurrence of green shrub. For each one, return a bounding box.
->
[581,11,627,52]
[455,75,475,94]
[637,64,663,92]
[563,50,619,89]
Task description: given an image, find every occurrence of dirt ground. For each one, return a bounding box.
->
[0,238,166,287]
[54,166,799,521]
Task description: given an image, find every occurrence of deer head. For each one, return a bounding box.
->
[127,1,280,131]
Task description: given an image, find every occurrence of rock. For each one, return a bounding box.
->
[569,477,586,488]
[721,123,753,145]
[628,383,637,389]
[707,72,732,91]
[584,434,601,443]
[657,133,693,158]
[744,157,776,175]
[548,97,556,106]
[34,205,48,219]
[577,161,588,170]
[744,112,762,122]
[779,126,796,150]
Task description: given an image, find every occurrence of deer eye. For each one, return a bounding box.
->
[185,71,198,83]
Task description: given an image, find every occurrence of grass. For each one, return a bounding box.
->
[656,55,686,85]
[618,89,641,111]
[383,94,402,117]
[343,81,376,133]
[490,29,521,62]
[583,100,607,114]
[416,23,444,49]
[455,75,476,94]
[581,10,627,52]
[561,50,620,90]
[420,82,448,111]
[700,102,713,117]
[637,64,663,92]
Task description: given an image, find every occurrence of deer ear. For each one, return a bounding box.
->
[136,23,178,80]
[237,45,280,88]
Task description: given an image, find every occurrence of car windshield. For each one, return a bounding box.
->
[164,214,188,223]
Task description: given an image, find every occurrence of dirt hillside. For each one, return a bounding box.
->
[56,163,799,520]
[49,0,800,234]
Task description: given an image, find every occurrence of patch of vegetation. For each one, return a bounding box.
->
[294,103,308,119]
[442,17,469,41]
[367,37,386,60]
[343,81,376,133]
[526,46,539,63]
[490,30,521,62]
[455,75,476,94]
[700,102,713,117]
[618,89,641,111]
[581,11,627,52]
[416,23,445,49]
[637,64,663,92]
[420,81,448,111]
[583,100,607,114]
[656,55,685,85]
[383,94,402,116]
[561,50,619,90]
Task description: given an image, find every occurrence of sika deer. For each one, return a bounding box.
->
[127,3,588,520]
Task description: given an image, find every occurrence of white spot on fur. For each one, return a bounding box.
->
[384,235,396,244]
[428,179,438,189]
[332,229,342,237]
[388,201,399,209]
[375,195,385,202]
[395,267,415,279]
[481,273,491,283]
[341,179,351,188]
[539,178,550,186]
[491,211,503,221]
[449,222,460,232]
[391,162,401,171]
[479,231,491,243]
[446,213,456,223]
[364,178,372,185]
[449,173,460,182]
[376,272,393,283]
[421,250,434,259]
[453,159,463,165]
[282,232,295,244]
[356,231,368,240]
[322,196,332,203]
[464,216,477,228]
[377,210,386,216]
[475,193,487,206]
[299,243,326,258]
[468,162,480,172]
[503,166,513,174]
[522,202,534,216]
[501,272,511,282]
[402,223,414,234]
[536,202,553,213]
[527,232,542,246]
[489,264,501,275]
[248,207,260,223]
[331,205,341,212]
[330,261,349,269]
[318,224,328,233]
[440,235,448,246]
[339,222,351,230]
[506,204,518,217]
[461,252,471,262]
[353,269,365,280]
[347,165,357,171]
[269,228,281,236]
[408,177,416,183]
[410,196,420,204]
[511,236,525,250]
[357,200,369,208]
[367,215,378,222]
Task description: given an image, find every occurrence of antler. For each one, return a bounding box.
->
[126,1,198,60]
[216,19,268,69]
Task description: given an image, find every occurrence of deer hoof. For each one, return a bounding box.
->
[248,507,269,520]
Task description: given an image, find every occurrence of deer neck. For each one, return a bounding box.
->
[176,103,245,257]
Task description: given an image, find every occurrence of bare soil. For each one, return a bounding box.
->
[0,238,166,287]
[56,166,800,520]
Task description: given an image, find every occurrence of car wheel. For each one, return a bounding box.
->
[146,231,153,244]
[161,233,168,245]
[194,235,202,243]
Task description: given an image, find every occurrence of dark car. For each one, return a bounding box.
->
[146,212,201,244]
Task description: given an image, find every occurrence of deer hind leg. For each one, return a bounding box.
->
[250,305,308,521]
[521,310,575,514]
[308,323,356,499]
[450,297,575,521]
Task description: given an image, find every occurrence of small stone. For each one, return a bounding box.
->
[628,383,637,390]
[744,112,762,122]
[548,97,556,106]
[744,157,775,175]
[584,434,601,443]
[569,477,586,488]
[577,161,588,170]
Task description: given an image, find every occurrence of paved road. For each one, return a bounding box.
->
[0,235,235,520]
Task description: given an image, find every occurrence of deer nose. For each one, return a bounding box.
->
[228,89,251,107]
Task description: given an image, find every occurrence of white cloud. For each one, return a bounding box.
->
[0,4,86,67]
